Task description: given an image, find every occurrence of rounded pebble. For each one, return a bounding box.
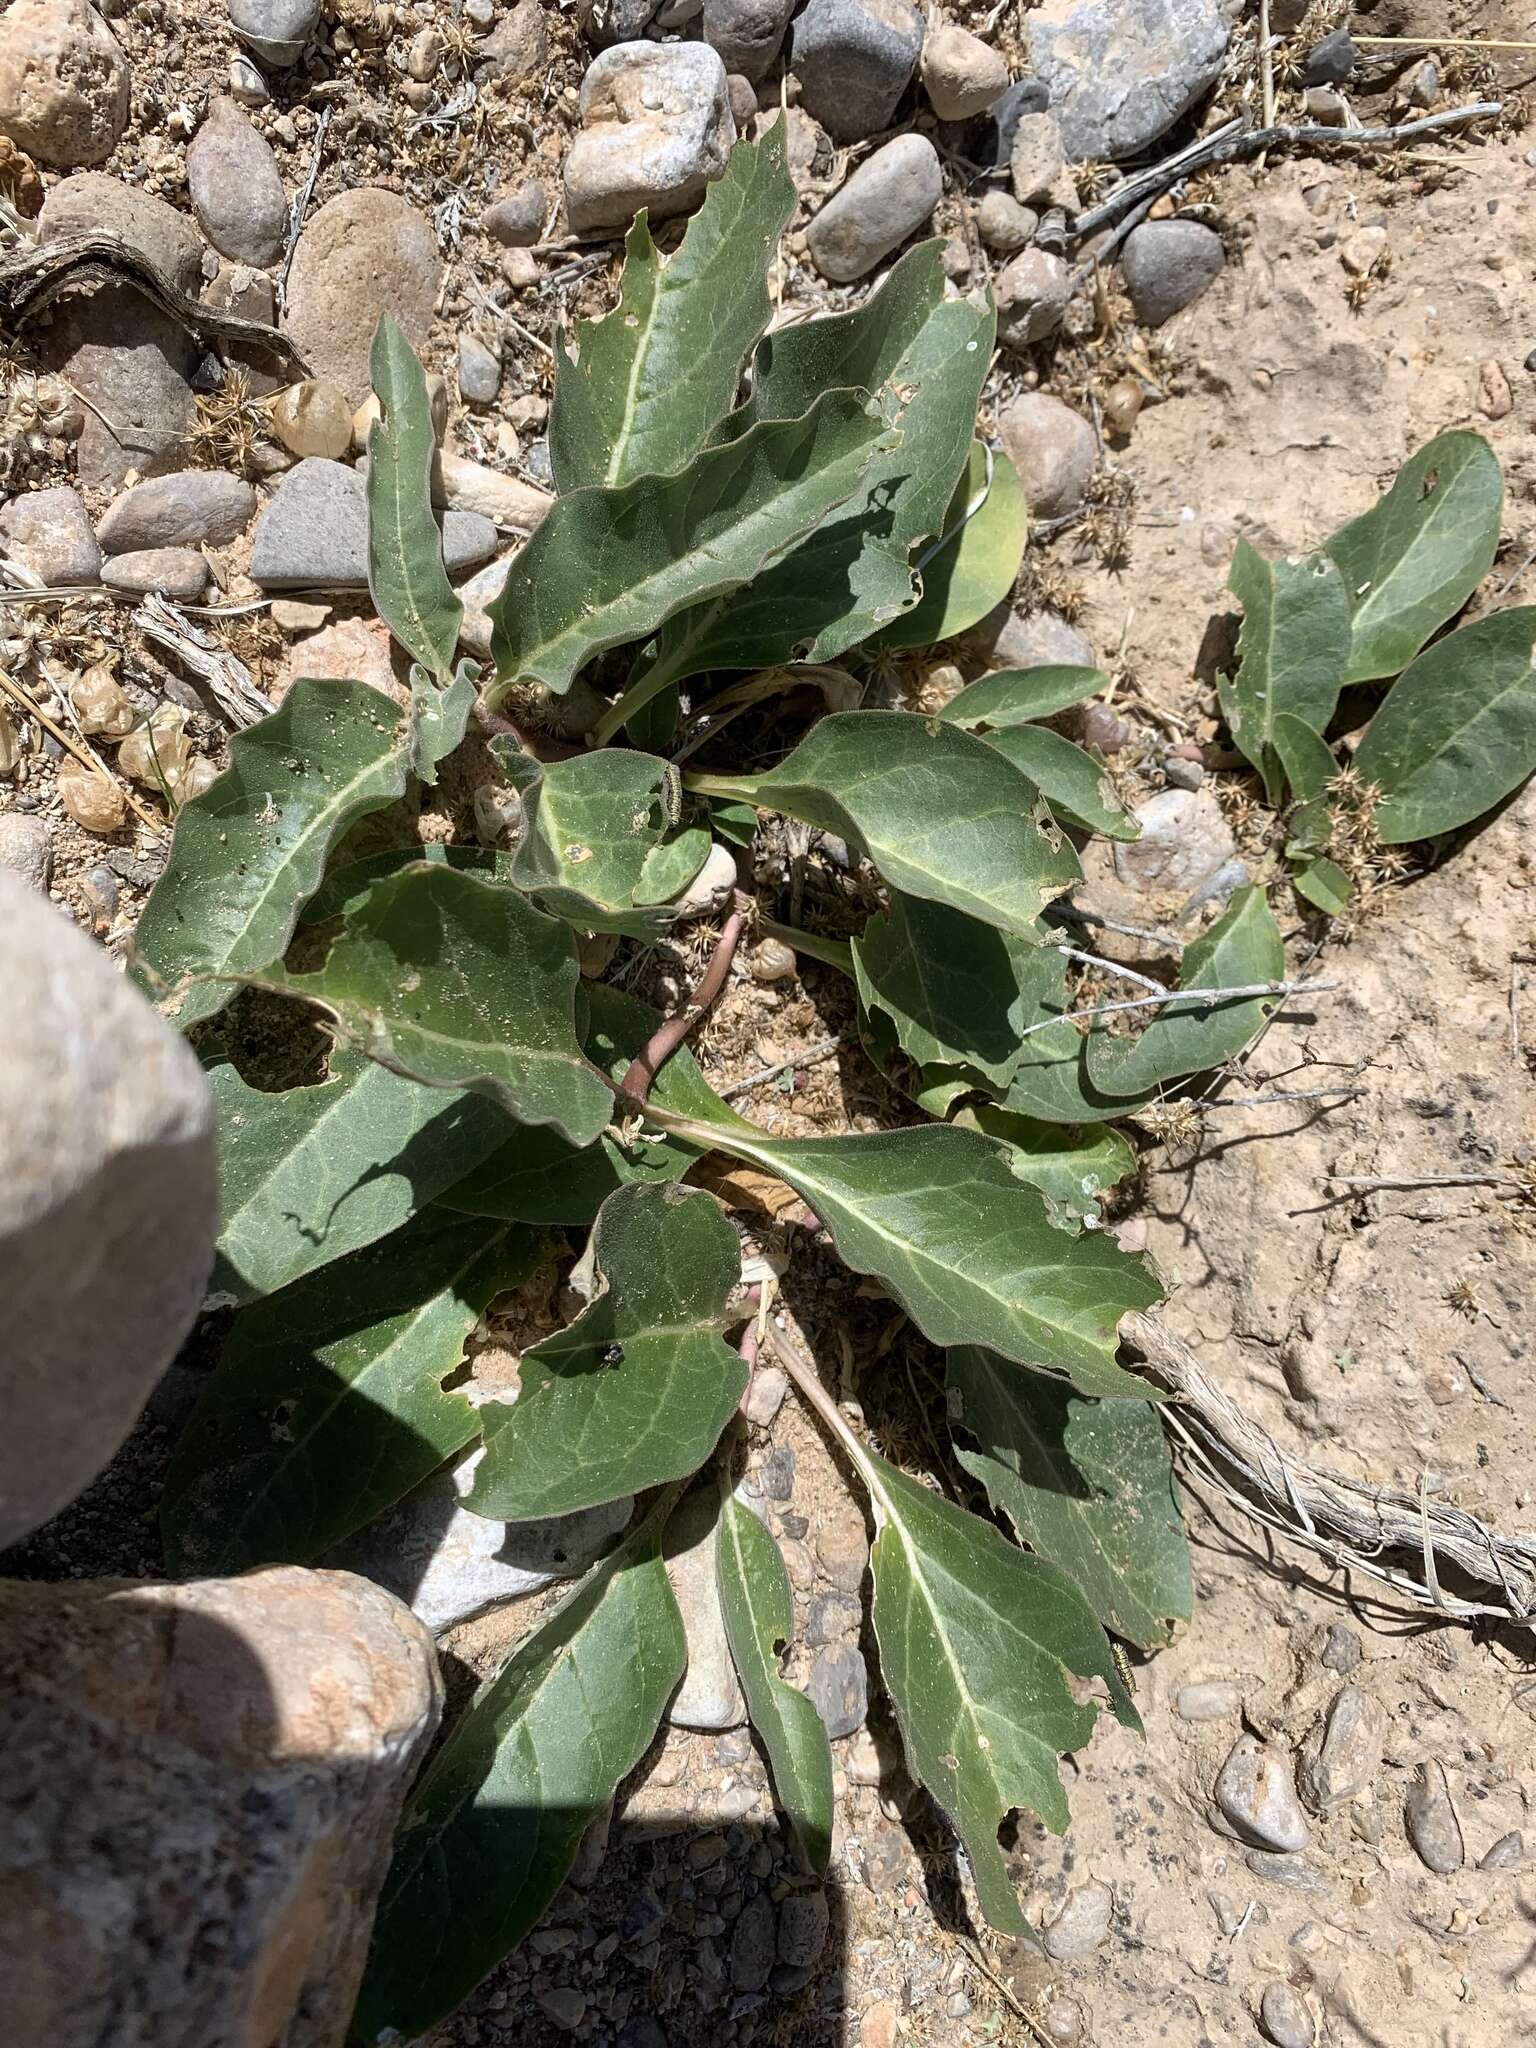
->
[1214,1734,1310,1854]
[1405,1761,1464,1873]
[1260,1980,1315,2048]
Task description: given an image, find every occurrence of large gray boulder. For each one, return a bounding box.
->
[0,1566,441,2045]
[1025,0,1229,161]
[0,873,218,1550]
[564,43,736,233]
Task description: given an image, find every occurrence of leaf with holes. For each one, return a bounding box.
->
[133,678,418,1029]
[261,862,613,1145]
[869,439,1028,651]
[717,1490,834,1874]
[162,1208,531,1573]
[1323,430,1503,683]
[1352,606,1536,842]
[691,711,1080,942]
[353,1501,685,2045]
[491,741,710,937]
[1221,540,1350,801]
[466,1185,744,1522]
[949,1345,1191,1650]
[367,313,463,681]
[959,1105,1137,1235]
[550,127,796,492]
[855,1440,1138,1931]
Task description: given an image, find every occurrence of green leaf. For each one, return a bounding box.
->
[855,1440,1138,1931]
[949,1346,1191,1651]
[707,244,993,661]
[354,1502,686,2046]
[1323,430,1503,683]
[550,129,796,492]
[961,1104,1136,1235]
[411,660,478,780]
[162,1209,531,1574]
[1293,855,1352,916]
[487,391,899,701]
[466,1185,744,1521]
[1272,711,1337,853]
[209,1052,510,1304]
[869,440,1028,651]
[265,863,613,1147]
[980,723,1138,840]
[367,313,463,681]
[1220,539,1350,800]
[851,894,1054,1093]
[717,1490,834,1874]
[300,843,515,925]
[939,665,1111,729]
[439,985,738,1226]
[1085,885,1285,1099]
[133,679,417,1029]
[1352,606,1536,842]
[492,741,709,936]
[694,712,1080,941]
[672,1117,1161,1396]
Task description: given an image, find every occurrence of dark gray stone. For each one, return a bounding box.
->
[250,458,496,589]
[1300,30,1354,85]
[758,1444,795,1501]
[98,471,256,554]
[730,1892,775,1992]
[228,0,320,65]
[806,1643,868,1739]
[805,1591,861,1647]
[1260,1981,1315,2048]
[776,1887,829,1968]
[186,96,288,267]
[1405,1762,1464,1874]
[1120,218,1225,326]
[788,0,925,145]
[1320,1623,1362,1675]
[703,0,795,82]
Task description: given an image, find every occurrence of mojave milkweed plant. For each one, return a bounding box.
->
[134,127,1536,2041]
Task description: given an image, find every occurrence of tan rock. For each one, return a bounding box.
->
[40,171,202,293]
[0,0,130,167]
[282,188,442,406]
[0,1567,440,2047]
[271,378,354,459]
[275,615,408,709]
[435,449,553,530]
[921,21,1008,120]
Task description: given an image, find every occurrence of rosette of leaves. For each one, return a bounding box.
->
[133,128,1290,2045]
[1218,431,1536,912]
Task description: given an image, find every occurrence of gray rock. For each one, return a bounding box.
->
[0,871,218,1548]
[1042,1881,1113,1961]
[807,133,940,282]
[1302,85,1347,125]
[0,813,53,892]
[566,44,735,234]
[920,21,1007,120]
[703,0,795,82]
[227,53,268,104]
[483,176,547,246]
[186,96,288,267]
[576,0,659,46]
[806,1590,861,1647]
[1243,1848,1330,1895]
[1121,219,1225,327]
[1406,57,1438,108]
[1296,1686,1386,1815]
[0,484,100,585]
[975,189,1037,253]
[1026,0,1229,161]
[458,332,501,405]
[742,1364,788,1426]
[228,0,320,65]
[998,392,1095,518]
[758,1443,795,1501]
[1177,1680,1243,1721]
[778,1888,829,1967]
[788,0,925,146]
[0,1567,440,2048]
[1480,1830,1525,1871]
[995,245,1072,347]
[978,603,1094,668]
[0,0,130,168]
[251,458,496,588]
[806,1642,868,1738]
[329,1444,633,1632]
[101,547,210,601]
[1214,1734,1310,1854]
[97,471,257,554]
[814,1513,869,1593]
[40,172,203,294]
[1114,786,1237,896]
[1405,1761,1464,1873]
[283,188,442,407]
[477,0,549,81]
[979,74,1051,168]
[731,1892,776,1992]
[665,1483,746,1730]
[1320,1623,1362,1675]
[1164,754,1203,791]
[42,286,197,487]
[1260,1982,1315,2048]
[1300,30,1354,85]
[617,2020,669,2048]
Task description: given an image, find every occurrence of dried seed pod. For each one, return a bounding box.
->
[170,755,220,803]
[1102,377,1144,438]
[118,706,193,790]
[749,937,798,984]
[57,762,127,834]
[70,666,136,739]
[0,708,20,778]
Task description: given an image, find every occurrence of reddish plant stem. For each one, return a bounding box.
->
[618,898,748,1104]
